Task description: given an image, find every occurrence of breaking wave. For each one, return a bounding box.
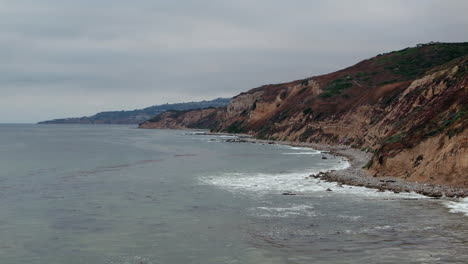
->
[445,198,468,216]
[200,162,426,199]
[282,151,321,155]
[253,205,316,218]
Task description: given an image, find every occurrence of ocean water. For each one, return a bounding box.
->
[0,124,467,264]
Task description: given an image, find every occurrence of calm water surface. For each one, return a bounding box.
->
[0,124,467,264]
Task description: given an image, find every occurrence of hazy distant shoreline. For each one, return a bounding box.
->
[38,98,231,125]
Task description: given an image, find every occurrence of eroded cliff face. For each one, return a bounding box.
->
[139,43,468,187]
[372,132,467,186]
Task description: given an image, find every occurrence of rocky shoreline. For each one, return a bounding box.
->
[197,132,467,198]
[310,144,467,199]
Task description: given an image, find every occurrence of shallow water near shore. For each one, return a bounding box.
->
[0,124,467,263]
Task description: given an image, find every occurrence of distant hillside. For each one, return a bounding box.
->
[140,42,468,187]
[38,98,231,124]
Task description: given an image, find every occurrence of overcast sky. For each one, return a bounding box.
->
[1,0,467,123]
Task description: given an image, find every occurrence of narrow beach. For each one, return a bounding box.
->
[207,132,468,199]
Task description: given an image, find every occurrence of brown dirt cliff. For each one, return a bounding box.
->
[140,43,468,187]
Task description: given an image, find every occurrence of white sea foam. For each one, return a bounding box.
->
[201,171,326,194]
[106,255,153,264]
[288,146,314,150]
[282,151,321,155]
[254,205,316,218]
[444,198,468,216]
[278,145,321,152]
[336,214,362,220]
[200,162,425,199]
[274,143,322,154]
[218,135,239,138]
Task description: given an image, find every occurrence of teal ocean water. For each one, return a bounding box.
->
[0,124,467,264]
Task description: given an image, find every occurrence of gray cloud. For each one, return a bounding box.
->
[0,0,467,122]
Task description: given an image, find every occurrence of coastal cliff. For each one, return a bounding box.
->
[140,43,468,187]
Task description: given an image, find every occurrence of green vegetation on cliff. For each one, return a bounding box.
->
[376,42,468,79]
